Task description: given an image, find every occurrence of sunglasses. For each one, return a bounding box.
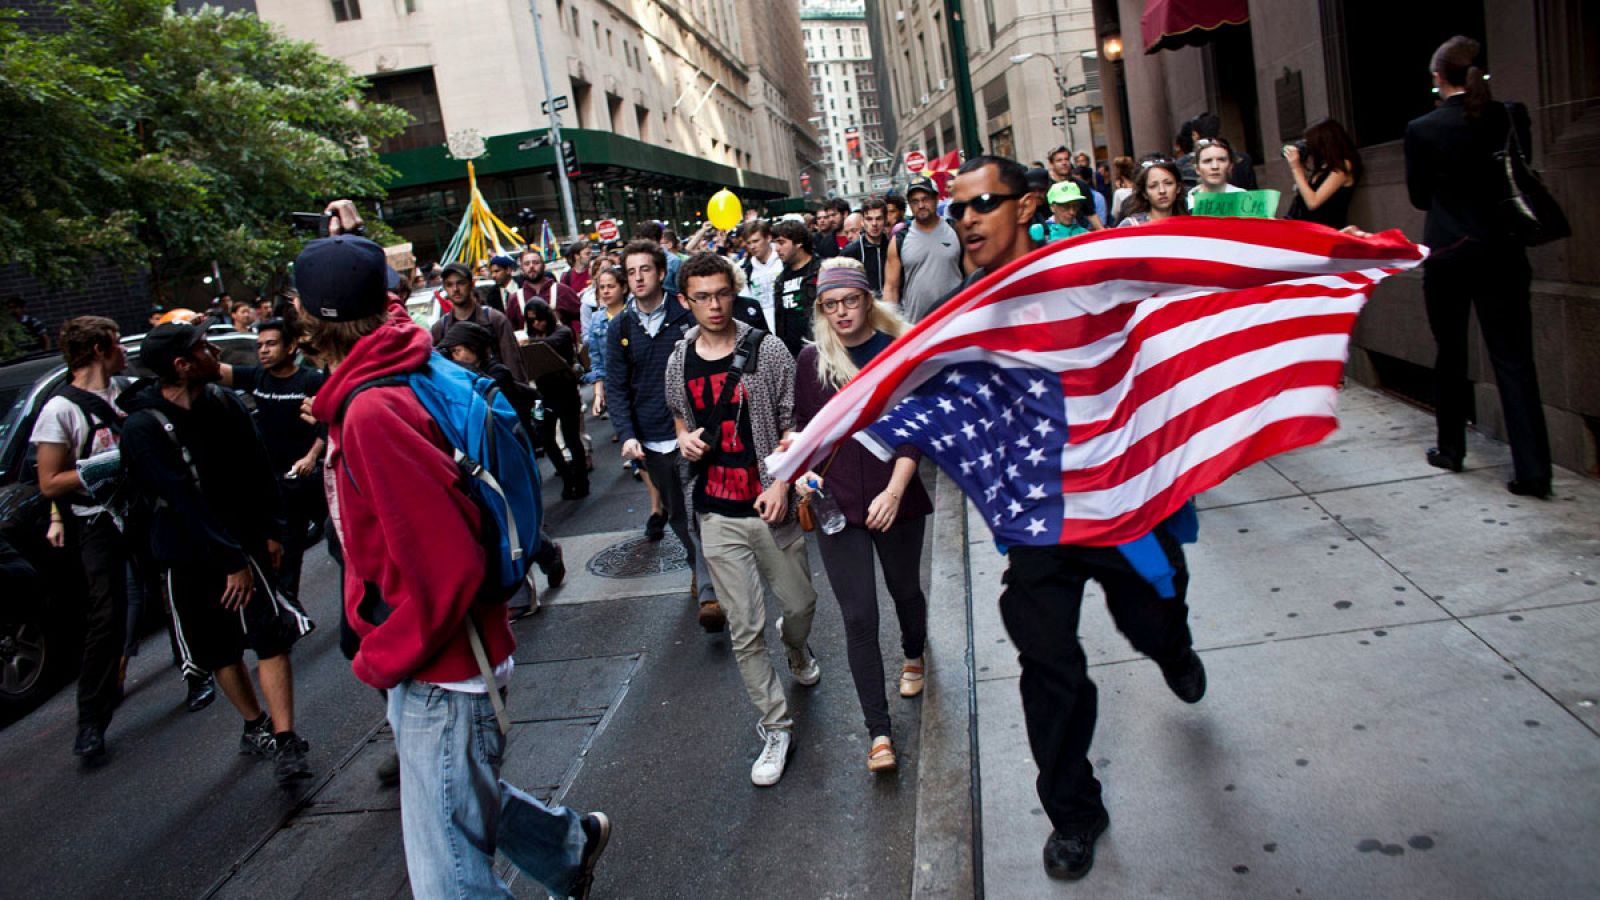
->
[947,192,1023,220]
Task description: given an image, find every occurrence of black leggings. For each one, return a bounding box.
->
[536,383,587,487]
[817,517,928,738]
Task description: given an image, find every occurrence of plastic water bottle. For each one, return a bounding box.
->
[806,478,847,535]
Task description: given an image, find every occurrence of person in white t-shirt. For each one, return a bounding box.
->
[740,220,785,332]
[30,316,131,762]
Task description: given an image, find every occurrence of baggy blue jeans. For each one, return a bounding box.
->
[388,679,587,899]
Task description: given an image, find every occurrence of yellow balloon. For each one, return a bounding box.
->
[707,189,743,231]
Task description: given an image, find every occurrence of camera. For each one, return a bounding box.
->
[1281,140,1308,159]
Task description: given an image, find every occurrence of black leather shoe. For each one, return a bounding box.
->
[543,543,566,589]
[1043,810,1108,881]
[1507,478,1552,499]
[645,512,666,541]
[186,675,217,712]
[1162,650,1207,704]
[73,724,106,760]
[1425,447,1464,472]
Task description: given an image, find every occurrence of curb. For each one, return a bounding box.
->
[911,470,980,898]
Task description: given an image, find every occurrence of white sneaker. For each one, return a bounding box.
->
[750,726,793,787]
[775,616,821,686]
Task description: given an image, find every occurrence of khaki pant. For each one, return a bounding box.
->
[699,513,818,730]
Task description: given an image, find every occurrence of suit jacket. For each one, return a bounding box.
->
[1404,96,1531,250]
[476,282,523,330]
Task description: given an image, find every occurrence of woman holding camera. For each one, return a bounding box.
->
[1285,119,1361,229]
[793,258,932,774]
[1404,35,1551,497]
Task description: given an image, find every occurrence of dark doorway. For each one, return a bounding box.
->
[1203,24,1264,167]
[1335,0,1488,146]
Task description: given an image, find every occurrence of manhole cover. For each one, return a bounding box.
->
[587,533,689,578]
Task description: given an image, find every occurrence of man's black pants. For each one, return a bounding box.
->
[1422,240,1551,483]
[67,514,126,729]
[998,541,1194,832]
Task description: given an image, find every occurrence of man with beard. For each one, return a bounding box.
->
[430,262,528,383]
[119,323,316,785]
[883,176,965,322]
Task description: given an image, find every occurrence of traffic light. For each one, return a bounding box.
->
[560,139,580,177]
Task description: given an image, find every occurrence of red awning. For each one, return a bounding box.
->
[1141,0,1248,54]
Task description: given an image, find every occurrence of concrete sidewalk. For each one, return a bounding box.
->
[915,383,1600,897]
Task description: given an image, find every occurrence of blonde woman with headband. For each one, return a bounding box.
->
[793,257,933,774]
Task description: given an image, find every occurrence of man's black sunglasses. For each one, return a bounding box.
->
[947,192,1024,219]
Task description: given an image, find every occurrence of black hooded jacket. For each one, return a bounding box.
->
[841,233,889,295]
[118,378,287,572]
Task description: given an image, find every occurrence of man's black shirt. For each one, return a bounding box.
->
[231,364,325,473]
[685,345,760,518]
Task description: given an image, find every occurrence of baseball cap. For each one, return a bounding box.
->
[293,235,390,322]
[488,254,516,268]
[139,322,207,378]
[906,176,938,198]
[1047,181,1086,205]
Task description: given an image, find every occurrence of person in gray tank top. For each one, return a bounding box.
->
[884,177,966,323]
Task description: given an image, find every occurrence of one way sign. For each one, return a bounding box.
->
[541,96,570,114]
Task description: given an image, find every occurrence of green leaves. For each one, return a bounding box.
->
[0,0,410,288]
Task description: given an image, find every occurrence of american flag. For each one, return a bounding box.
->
[768,218,1426,547]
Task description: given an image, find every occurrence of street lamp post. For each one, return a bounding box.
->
[524,0,579,241]
[1009,52,1072,152]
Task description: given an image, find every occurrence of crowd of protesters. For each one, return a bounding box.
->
[17,33,1551,897]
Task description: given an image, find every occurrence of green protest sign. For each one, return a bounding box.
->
[1191,189,1282,219]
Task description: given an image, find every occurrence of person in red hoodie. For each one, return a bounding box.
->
[301,202,610,900]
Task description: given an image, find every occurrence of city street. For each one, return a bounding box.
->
[0,408,926,899]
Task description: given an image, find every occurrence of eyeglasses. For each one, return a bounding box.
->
[687,288,736,306]
[947,192,1023,220]
[816,293,866,314]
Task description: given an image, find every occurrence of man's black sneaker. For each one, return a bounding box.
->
[568,811,612,899]
[544,543,566,589]
[73,724,106,760]
[186,674,217,712]
[1162,650,1207,704]
[240,716,276,757]
[1043,810,1109,881]
[274,733,312,786]
[645,512,666,541]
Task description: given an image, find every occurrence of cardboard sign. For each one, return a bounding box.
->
[1191,189,1282,219]
[385,242,415,273]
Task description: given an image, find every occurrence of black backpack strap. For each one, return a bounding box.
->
[689,327,764,450]
[55,385,123,458]
[144,408,200,489]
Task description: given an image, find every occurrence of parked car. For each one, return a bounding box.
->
[0,326,260,715]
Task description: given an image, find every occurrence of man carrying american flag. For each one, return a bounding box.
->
[769,155,1425,883]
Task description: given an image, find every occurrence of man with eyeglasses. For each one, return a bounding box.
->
[665,252,818,787]
[883,176,965,323]
[948,155,1209,883]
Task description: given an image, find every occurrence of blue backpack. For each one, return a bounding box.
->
[338,353,544,604]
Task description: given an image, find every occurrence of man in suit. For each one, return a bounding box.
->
[481,255,523,330]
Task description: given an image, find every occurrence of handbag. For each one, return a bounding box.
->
[795,446,841,533]
[1494,104,1570,246]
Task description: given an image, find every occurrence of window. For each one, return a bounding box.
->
[570,6,579,35]
[331,0,361,21]
[571,79,591,129]
[365,69,444,153]
[592,20,600,47]
[1335,0,1486,146]
[636,103,651,141]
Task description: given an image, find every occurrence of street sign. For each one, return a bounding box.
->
[541,96,570,114]
[596,219,619,242]
[905,150,927,174]
[1067,84,1089,96]
[1051,116,1065,127]
[517,133,553,151]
